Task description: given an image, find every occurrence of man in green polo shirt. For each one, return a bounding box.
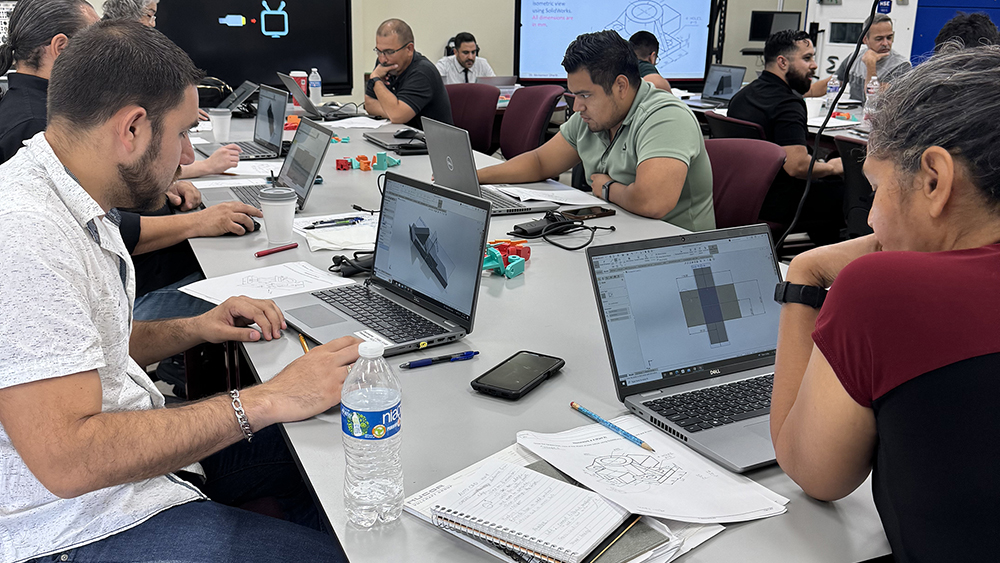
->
[477,30,715,232]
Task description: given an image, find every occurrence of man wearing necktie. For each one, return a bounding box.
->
[436,31,496,84]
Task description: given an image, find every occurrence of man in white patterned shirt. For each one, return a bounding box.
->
[0,21,359,563]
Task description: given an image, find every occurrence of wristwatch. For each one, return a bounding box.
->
[368,75,384,89]
[774,281,828,309]
[602,180,614,202]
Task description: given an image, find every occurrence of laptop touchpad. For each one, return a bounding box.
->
[287,305,347,328]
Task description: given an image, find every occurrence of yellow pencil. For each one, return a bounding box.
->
[298,333,310,354]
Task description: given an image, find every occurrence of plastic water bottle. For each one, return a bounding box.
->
[342,341,403,528]
[825,74,840,109]
[863,75,880,122]
[308,67,323,106]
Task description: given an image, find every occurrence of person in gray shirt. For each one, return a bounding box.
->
[807,14,911,102]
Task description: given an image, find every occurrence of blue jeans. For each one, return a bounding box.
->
[133,272,215,322]
[28,427,347,563]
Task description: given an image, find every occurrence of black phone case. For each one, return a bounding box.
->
[470,351,565,400]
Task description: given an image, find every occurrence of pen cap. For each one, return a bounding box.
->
[358,341,385,359]
[258,186,297,202]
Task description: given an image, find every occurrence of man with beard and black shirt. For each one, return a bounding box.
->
[728,30,844,243]
[364,18,452,129]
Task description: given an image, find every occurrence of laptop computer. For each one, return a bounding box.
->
[197,84,288,160]
[422,117,559,216]
[477,76,517,86]
[199,117,332,211]
[586,224,782,473]
[685,65,747,109]
[216,80,258,111]
[274,172,492,356]
[276,72,356,121]
[363,129,428,155]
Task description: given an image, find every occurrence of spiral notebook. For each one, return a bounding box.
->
[430,460,630,563]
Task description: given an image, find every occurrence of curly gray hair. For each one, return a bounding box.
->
[868,46,1000,206]
[101,0,153,21]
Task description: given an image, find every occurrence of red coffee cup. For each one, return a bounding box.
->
[289,70,308,107]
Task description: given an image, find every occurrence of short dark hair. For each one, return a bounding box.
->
[377,18,414,46]
[864,13,893,38]
[47,20,204,136]
[454,32,477,49]
[0,0,93,74]
[764,30,811,65]
[101,0,149,21]
[935,12,1000,51]
[562,30,640,93]
[629,30,659,60]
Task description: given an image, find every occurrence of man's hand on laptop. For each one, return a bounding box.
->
[246,336,362,428]
[195,295,287,344]
[194,202,262,236]
[166,180,203,211]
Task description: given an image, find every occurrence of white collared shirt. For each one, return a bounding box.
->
[435,54,496,84]
[0,133,205,563]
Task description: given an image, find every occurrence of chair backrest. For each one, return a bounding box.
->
[705,110,766,140]
[445,83,500,154]
[499,85,565,160]
[704,138,786,229]
[834,136,874,239]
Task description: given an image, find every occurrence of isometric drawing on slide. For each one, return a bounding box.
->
[607,0,689,65]
[409,218,455,288]
[677,266,765,348]
[585,451,687,492]
[260,1,288,38]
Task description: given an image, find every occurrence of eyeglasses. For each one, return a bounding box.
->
[373,42,412,57]
[144,12,156,24]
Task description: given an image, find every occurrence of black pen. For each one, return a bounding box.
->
[304,218,363,230]
[399,350,479,369]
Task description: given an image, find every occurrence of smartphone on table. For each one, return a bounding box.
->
[470,351,565,400]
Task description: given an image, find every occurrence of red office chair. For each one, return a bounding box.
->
[704,138,786,229]
[705,110,766,140]
[445,83,500,154]
[499,85,566,159]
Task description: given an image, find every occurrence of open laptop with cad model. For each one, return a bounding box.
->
[276,72,356,121]
[198,84,287,160]
[686,65,747,109]
[216,80,258,111]
[200,117,332,211]
[422,117,558,215]
[274,172,491,356]
[586,224,782,473]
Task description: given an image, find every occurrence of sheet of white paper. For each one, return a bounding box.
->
[517,416,788,524]
[189,178,266,189]
[221,160,282,176]
[179,261,353,305]
[492,182,605,205]
[658,519,725,562]
[192,120,212,132]
[293,212,379,252]
[189,137,210,145]
[670,88,692,99]
[323,116,386,129]
[807,116,857,129]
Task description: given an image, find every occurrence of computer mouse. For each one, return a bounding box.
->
[223,219,260,236]
[393,128,420,139]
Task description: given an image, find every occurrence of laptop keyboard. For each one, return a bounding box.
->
[643,374,773,433]
[233,141,274,157]
[481,188,526,210]
[312,284,448,343]
[230,184,266,208]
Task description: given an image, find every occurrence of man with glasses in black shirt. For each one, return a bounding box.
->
[364,18,452,129]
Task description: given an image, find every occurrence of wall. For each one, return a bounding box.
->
[720,0,808,74]
[808,0,919,81]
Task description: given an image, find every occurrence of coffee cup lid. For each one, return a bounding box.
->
[258,186,297,202]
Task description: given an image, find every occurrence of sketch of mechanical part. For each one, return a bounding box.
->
[409,218,455,288]
[607,1,688,64]
[239,274,305,294]
[585,453,685,491]
[260,1,288,39]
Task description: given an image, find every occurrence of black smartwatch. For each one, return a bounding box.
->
[774,281,828,309]
[602,180,614,201]
[368,76,383,90]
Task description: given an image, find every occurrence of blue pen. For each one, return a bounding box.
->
[571,401,655,452]
[399,350,479,369]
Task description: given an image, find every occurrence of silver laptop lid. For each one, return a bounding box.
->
[371,172,491,333]
[702,65,746,102]
[478,76,516,86]
[586,225,782,402]
[276,117,332,208]
[253,85,287,152]
[422,117,481,196]
[219,80,258,110]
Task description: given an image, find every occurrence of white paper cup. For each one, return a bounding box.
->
[804,97,825,118]
[208,108,232,143]
[259,187,297,245]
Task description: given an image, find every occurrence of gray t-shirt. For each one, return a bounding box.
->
[836,47,911,102]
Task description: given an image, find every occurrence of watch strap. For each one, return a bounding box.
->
[774,281,828,309]
[602,180,614,201]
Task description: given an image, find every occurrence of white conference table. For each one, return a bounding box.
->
[187,116,890,562]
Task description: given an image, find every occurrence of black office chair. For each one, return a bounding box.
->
[834,136,874,239]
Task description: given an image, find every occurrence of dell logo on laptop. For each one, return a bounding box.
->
[446,156,454,171]
[710,369,721,375]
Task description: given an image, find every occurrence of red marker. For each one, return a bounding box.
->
[254,242,298,258]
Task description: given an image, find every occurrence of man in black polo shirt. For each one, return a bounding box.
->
[364,18,452,129]
[628,31,672,92]
[728,30,844,243]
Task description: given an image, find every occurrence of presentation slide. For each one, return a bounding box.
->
[518,0,711,80]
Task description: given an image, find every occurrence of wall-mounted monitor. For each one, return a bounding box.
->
[515,0,714,81]
[829,22,865,44]
[748,11,802,42]
[156,0,352,95]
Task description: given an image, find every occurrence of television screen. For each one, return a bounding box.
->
[515,0,713,81]
[156,0,352,95]
[748,11,802,42]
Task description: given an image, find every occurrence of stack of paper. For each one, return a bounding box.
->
[293,212,379,252]
[179,261,353,305]
[492,180,605,206]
